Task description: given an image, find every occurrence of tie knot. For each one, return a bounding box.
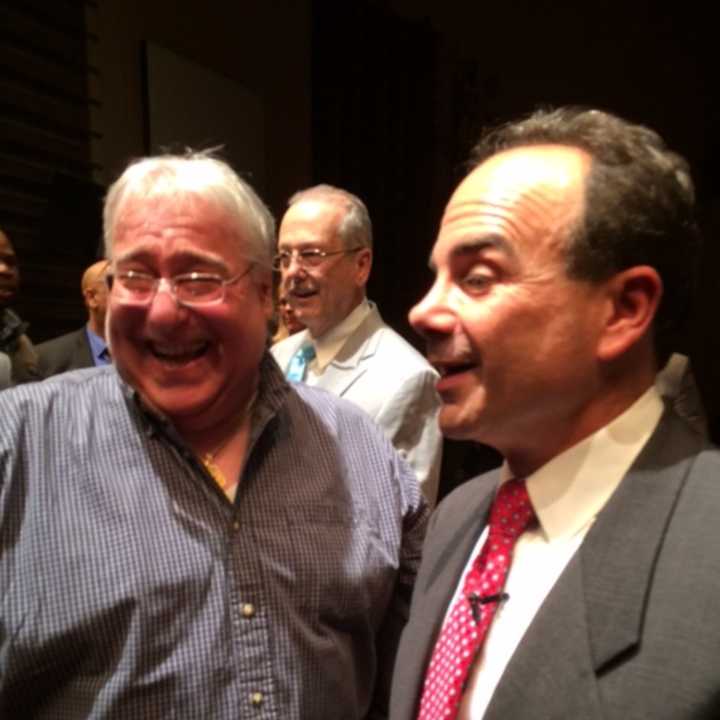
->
[285,342,316,382]
[488,478,535,539]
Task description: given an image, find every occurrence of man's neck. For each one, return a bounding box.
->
[87,316,105,340]
[504,375,657,478]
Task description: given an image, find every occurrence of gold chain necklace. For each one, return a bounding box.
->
[202,441,234,490]
[200,391,257,490]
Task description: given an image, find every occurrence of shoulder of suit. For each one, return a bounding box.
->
[36,327,85,353]
[428,470,494,527]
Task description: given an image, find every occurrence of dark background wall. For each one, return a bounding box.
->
[2,0,313,340]
[2,0,717,463]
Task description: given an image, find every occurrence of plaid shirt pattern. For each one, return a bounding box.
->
[0,354,428,719]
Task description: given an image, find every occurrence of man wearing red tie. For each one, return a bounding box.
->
[390,107,720,719]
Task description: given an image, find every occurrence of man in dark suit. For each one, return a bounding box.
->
[37,259,110,377]
[390,107,719,719]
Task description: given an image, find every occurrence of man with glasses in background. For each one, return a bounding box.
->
[0,154,428,718]
[272,185,443,505]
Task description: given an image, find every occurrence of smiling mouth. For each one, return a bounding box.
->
[291,287,317,299]
[148,341,209,365]
[434,361,476,377]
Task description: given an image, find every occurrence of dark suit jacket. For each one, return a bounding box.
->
[37,327,94,377]
[391,410,720,719]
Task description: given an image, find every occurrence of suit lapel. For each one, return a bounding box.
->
[486,410,703,718]
[317,306,384,397]
[73,329,94,368]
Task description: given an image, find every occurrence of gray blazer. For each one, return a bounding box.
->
[37,327,94,378]
[272,303,442,504]
[391,409,720,719]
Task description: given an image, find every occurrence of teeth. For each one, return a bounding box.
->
[151,342,206,357]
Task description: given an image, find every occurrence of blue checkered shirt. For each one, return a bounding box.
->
[0,354,428,718]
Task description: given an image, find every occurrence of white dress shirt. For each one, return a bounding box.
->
[454,387,664,719]
[305,299,372,379]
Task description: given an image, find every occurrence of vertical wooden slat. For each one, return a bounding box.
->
[0,0,102,342]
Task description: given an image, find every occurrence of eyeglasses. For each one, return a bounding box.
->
[107,266,254,306]
[272,246,364,271]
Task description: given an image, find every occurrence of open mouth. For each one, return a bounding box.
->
[291,286,317,299]
[435,361,476,377]
[148,341,209,365]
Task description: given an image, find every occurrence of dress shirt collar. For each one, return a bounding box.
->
[500,386,664,542]
[310,298,371,372]
[85,326,110,366]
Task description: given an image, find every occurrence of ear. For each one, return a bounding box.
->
[596,265,663,362]
[354,248,372,287]
[83,287,96,310]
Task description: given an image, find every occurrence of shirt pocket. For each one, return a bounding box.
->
[257,503,397,630]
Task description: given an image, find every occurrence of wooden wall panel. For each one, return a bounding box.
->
[0,0,102,342]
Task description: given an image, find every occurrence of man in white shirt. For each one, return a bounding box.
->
[272,185,442,504]
[390,107,720,719]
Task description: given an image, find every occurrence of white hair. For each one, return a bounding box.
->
[103,150,275,268]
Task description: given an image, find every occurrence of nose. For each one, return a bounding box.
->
[145,278,186,326]
[282,252,308,284]
[409,279,456,339]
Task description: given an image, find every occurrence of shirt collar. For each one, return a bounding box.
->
[310,298,371,372]
[85,326,110,366]
[500,386,664,542]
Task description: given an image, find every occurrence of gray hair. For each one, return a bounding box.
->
[103,150,275,269]
[288,184,372,250]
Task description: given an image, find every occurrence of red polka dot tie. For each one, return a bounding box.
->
[416,478,536,720]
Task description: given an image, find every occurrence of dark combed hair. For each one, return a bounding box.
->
[470,107,702,366]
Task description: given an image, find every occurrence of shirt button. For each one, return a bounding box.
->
[242,603,255,618]
[233,520,240,531]
[250,692,263,707]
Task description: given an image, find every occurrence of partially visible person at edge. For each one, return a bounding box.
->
[0,152,428,718]
[0,227,40,387]
[272,290,305,344]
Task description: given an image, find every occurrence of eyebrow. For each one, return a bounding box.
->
[113,249,228,271]
[428,234,513,271]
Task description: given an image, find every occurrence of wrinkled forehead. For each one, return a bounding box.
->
[434,145,591,264]
[112,194,244,251]
[279,199,344,246]
[448,145,590,220]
